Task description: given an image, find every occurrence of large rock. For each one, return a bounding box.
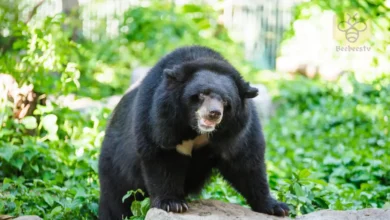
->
[145,200,390,220]
[296,208,390,220]
[0,215,42,220]
[145,200,288,220]
[14,216,42,220]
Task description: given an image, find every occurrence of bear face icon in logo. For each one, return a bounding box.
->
[337,13,367,43]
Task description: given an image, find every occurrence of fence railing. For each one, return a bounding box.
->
[223,0,294,69]
[32,0,295,69]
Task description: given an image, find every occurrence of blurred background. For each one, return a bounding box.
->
[0,0,389,219]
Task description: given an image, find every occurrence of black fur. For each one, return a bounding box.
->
[98,46,289,219]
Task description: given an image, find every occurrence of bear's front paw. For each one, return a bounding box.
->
[258,198,289,217]
[153,198,189,213]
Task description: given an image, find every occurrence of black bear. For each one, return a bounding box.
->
[98,46,289,219]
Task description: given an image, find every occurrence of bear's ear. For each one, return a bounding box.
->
[244,86,258,98]
[163,68,176,80]
[163,65,183,81]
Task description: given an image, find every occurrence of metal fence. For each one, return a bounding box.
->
[223,0,294,69]
[32,0,294,69]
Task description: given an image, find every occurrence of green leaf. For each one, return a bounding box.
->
[10,158,24,170]
[50,206,63,215]
[130,217,145,220]
[24,146,39,160]
[74,167,88,176]
[298,169,311,179]
[70,198,84,209]
[334,199,344,210]
[0,129,13,138]
[88,159,98,173]
[0,144,18,162]
[75,188,87,198]
[140,198,150,216]
[308,178,328,186]
[123,190,135,203]
[293,182,305,197]
[22,116,38,129]
[30,164,39,172]
[43,193,54,206]
[131,200,142,217]
[89,202,99,215]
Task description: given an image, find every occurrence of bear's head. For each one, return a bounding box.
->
[163,58,258,134]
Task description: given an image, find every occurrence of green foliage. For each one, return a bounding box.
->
[197,171,247,207]
[0,13,80,95]
[120,2,219,64]
[0,98,108,219]
[117,2,256,79]
[69,2,255,98]
[122,189,150,220]
[264,73,390,216]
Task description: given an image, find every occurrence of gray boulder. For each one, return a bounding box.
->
[14,216,42,220]
[296,208,390,220]
[145,200,390,220]
[145,200,288,220]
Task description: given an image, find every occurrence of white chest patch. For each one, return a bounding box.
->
[176,134,209,156]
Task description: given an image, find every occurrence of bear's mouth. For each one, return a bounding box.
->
[198,118,220,133]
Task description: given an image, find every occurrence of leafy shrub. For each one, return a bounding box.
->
[264,73,390,216]
[0,14,80,95]
[118,2,256,79]
[0,99,108,219]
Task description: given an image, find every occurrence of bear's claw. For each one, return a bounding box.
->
[155,198,189,213]
[257,198,290,217]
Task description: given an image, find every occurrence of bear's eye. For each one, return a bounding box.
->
[223,99,231,110]
[199,93,206,100]
[191,93,204,102]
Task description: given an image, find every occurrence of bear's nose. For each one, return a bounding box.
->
[208,110,221,120]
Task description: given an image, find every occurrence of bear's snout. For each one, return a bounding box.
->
[196,97,223,133]
[208,110,222,120]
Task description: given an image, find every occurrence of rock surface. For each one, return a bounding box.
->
[0,216,42,220]
[145,200,288,220]
[14,216,42,220]
[145,200,390,220]
[296,208,390,220]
